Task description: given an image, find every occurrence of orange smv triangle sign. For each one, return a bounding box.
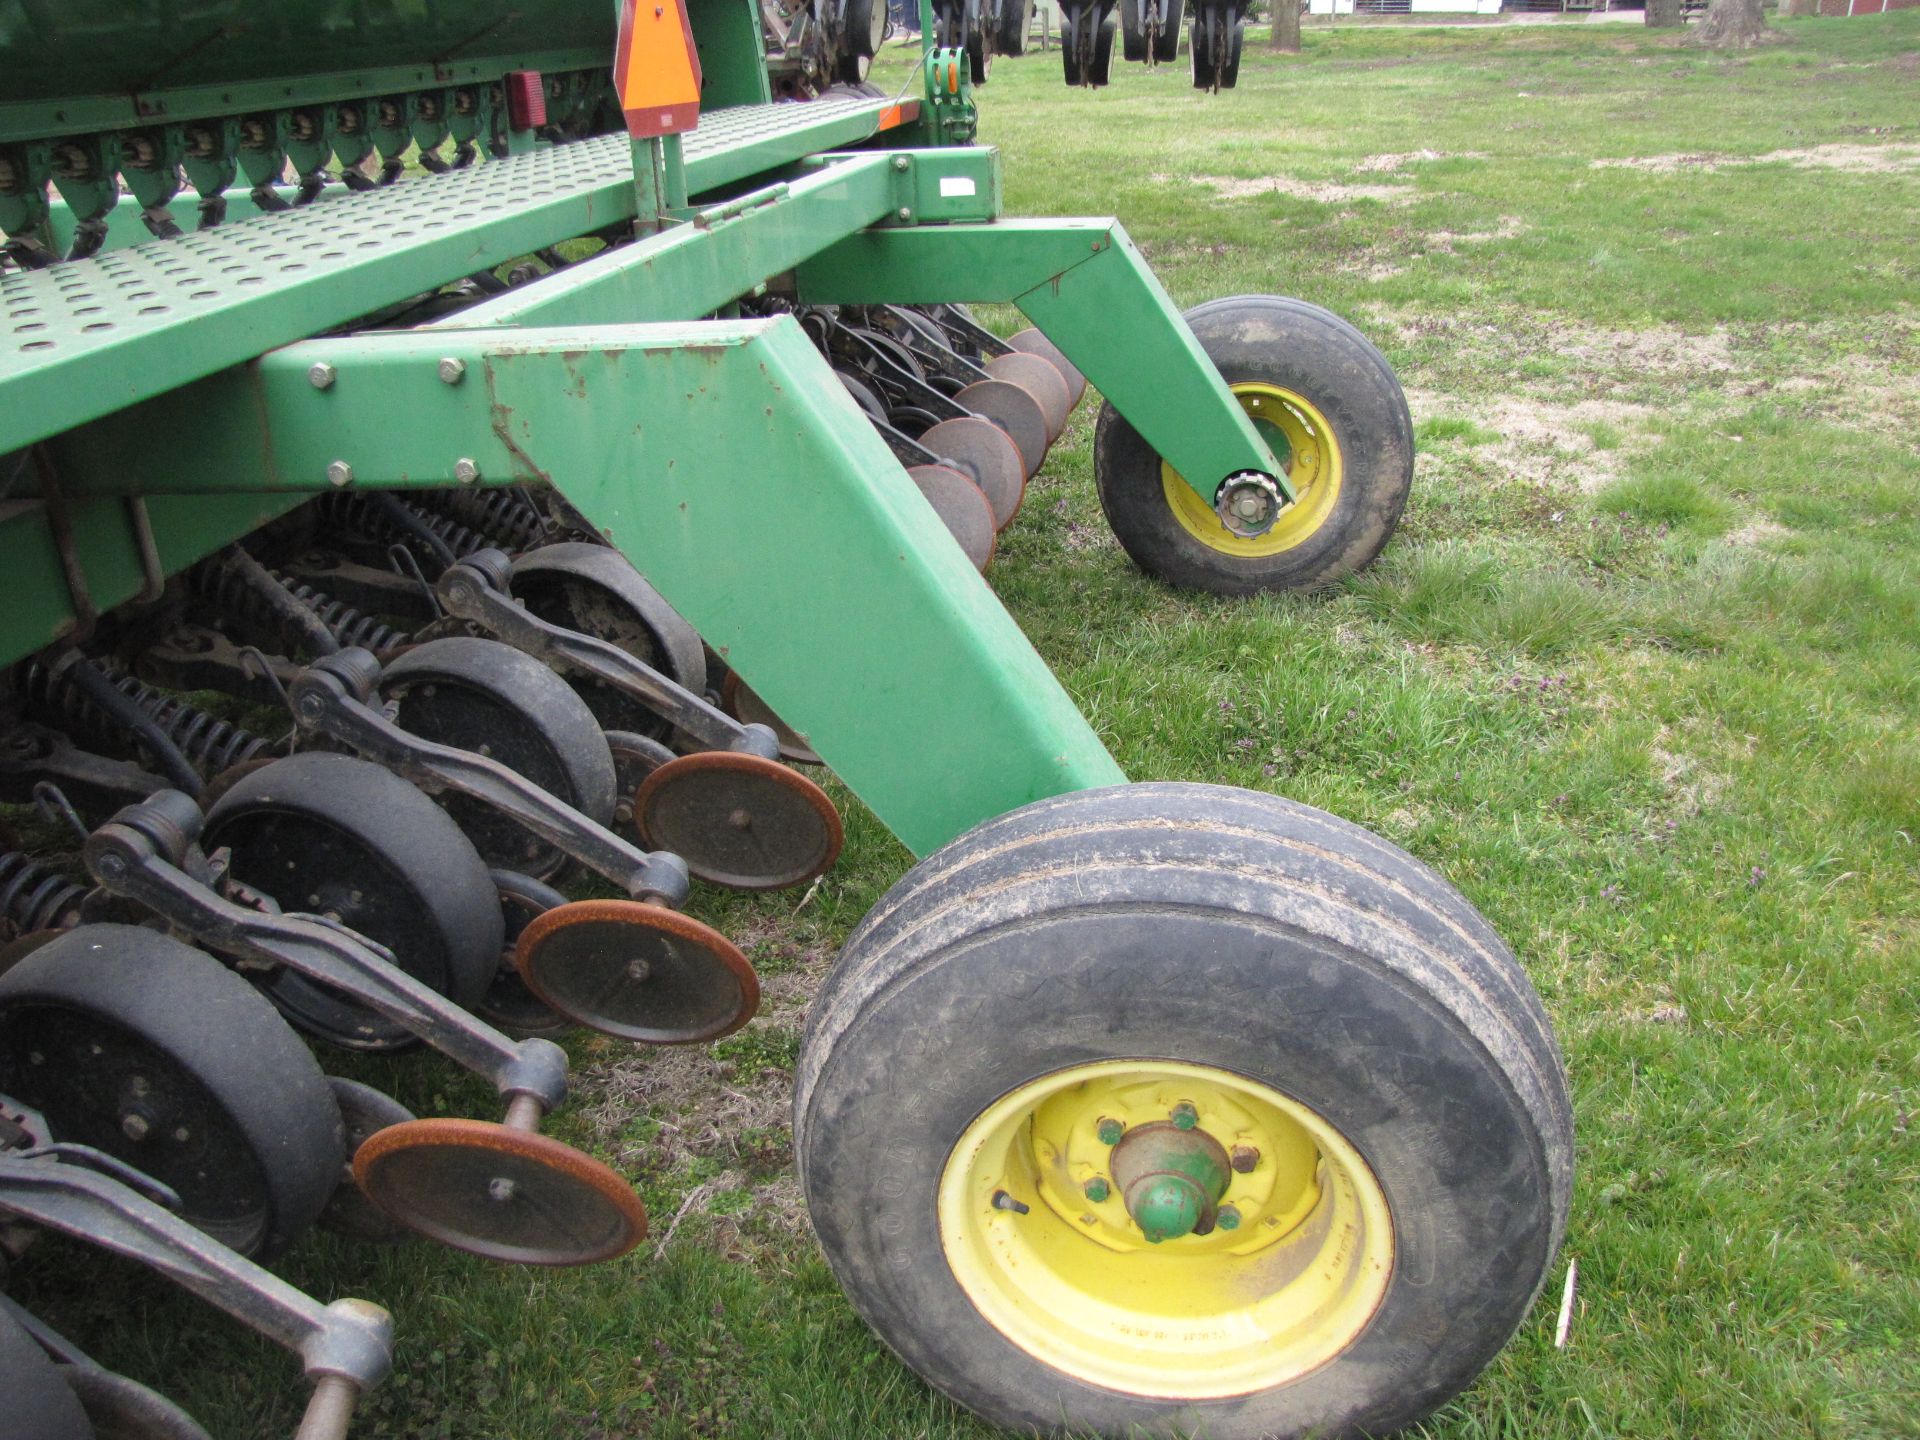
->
[615,0,703,140]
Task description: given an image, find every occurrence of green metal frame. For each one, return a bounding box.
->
[2,5,1284,853]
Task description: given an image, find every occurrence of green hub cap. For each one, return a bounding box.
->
[1108,1121,1232,1243]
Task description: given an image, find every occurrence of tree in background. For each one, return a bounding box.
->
[1698,0,1772,45]
[1646,0,1683,25]
[1269,0,1303,52]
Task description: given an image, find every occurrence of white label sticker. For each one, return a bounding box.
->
[938,177,978,198]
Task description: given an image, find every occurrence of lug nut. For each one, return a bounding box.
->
[1216,1205,1242,1231]
[438,356,467,384]
[120,1112,150,1141]
[1170,1102,1199,1131]
[307,361,336,389]
[325,460,353,487]
[1230,1145,1260,1173]
[1082,1176,1110,1204]
[1096,1117,1125,1146]
[453,457,481,484]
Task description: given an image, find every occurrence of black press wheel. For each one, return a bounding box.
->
[0,1308,92,1440]
[0,925,344,1260]
[795,782,1572,1440]
[203,752,503,1052]
[379,636,618,877]
[509,542,707,740]
[1094,295,1414,595]
[61,1364,214,1440]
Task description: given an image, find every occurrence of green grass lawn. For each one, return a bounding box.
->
[14,11,1920,1438]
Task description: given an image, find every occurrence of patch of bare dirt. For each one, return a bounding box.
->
[1157,171,1417,206]
[1406,387,1658,495]
[1591,142,1920,175]
[1351,149,1484,174]
[1724,518,1789,548]
[1650,734,1727,816]
[1421,215,1527,253]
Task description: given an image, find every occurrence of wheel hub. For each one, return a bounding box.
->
[1109,1120,1230,1242]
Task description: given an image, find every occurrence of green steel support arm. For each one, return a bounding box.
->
[794,220,1289,505]
[440,149,1000,331]
[30,318,1125,854]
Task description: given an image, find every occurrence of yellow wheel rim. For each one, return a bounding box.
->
[938,1060,1392,1399]
[1162,383,1343,557]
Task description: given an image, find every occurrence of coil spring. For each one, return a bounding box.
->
[192,559,409,654]
[24,658,271,777]
[317,492,490,561]
[0,850,85,935]
[418,487,549,553]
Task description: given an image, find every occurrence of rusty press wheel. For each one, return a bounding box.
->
[353,1117,647,1266]
[1009,328,1087,410]
[635,751,843,891]
[719,672,823,767]
[906,464,997,573]
[984,352,1071,445]
[515,899,759,1044]
[920,417,1026,532]
[955,378,1048,482]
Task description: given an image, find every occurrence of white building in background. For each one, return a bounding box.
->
[1306,0,1506,12]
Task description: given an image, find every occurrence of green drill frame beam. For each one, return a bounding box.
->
[25,320,1125,855]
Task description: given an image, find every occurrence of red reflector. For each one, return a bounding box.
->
[505,71,547,130]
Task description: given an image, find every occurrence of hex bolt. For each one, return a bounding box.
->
[1230,1145,1260,1173]
[1082,1177,1110,1204]
[892,155,910,171]
[1216,1205,1242,1231]
[1170,1102,1199,1131]
[990,1190,1030,1214]
[438,356,467,385]
[897,207,912,221]
[120,1112,150,1142]
[1096,1117,1126,1146]
[453,457,481,485]
[307,361,336,390]
[326,460,353,488]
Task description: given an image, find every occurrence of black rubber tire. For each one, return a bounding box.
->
[1094,295,1414,595]
[1153,0,1184,62]
[62,1365,213,1440]
[0,1309,93,1440]
[204,752,503,1051]
[380,636,618,876]
[0,925,344,1260]
[1120,0,1148,61]
[796,782,1572,1440]
[1092,14,1117,85]
[993,0,1033,54]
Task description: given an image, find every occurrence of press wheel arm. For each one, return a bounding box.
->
[288,652,692,906]
[83,797,569,1116]
[435,553,776,760]
[0,1155,392,1438]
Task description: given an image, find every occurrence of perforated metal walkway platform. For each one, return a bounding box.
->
[0,96,920,456]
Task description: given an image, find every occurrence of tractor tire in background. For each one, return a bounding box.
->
[1094,295,1414,595]
[795,782,1571,1440]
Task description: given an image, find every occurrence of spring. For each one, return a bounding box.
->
[191,558,409,654]
[315,492,491,566]
[24,657,272,778]
[0,850,86,936]
[415,486,549,554]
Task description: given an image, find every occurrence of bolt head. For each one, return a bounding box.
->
[1216,1204,1242,1231]
[120,1112,150,1142]
[892,155,910,171]
[1170,1101,1200,1130]
[488,1177,517,1203]
[307,361,336,390]
[897,207,913,221]
[1230,1145,1260,1173]
[453,457,481,485]
[438,356,467,385]
[325,460,353,488]
[1082,1176,1110,1204]
[1096,1117,1126,1146]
